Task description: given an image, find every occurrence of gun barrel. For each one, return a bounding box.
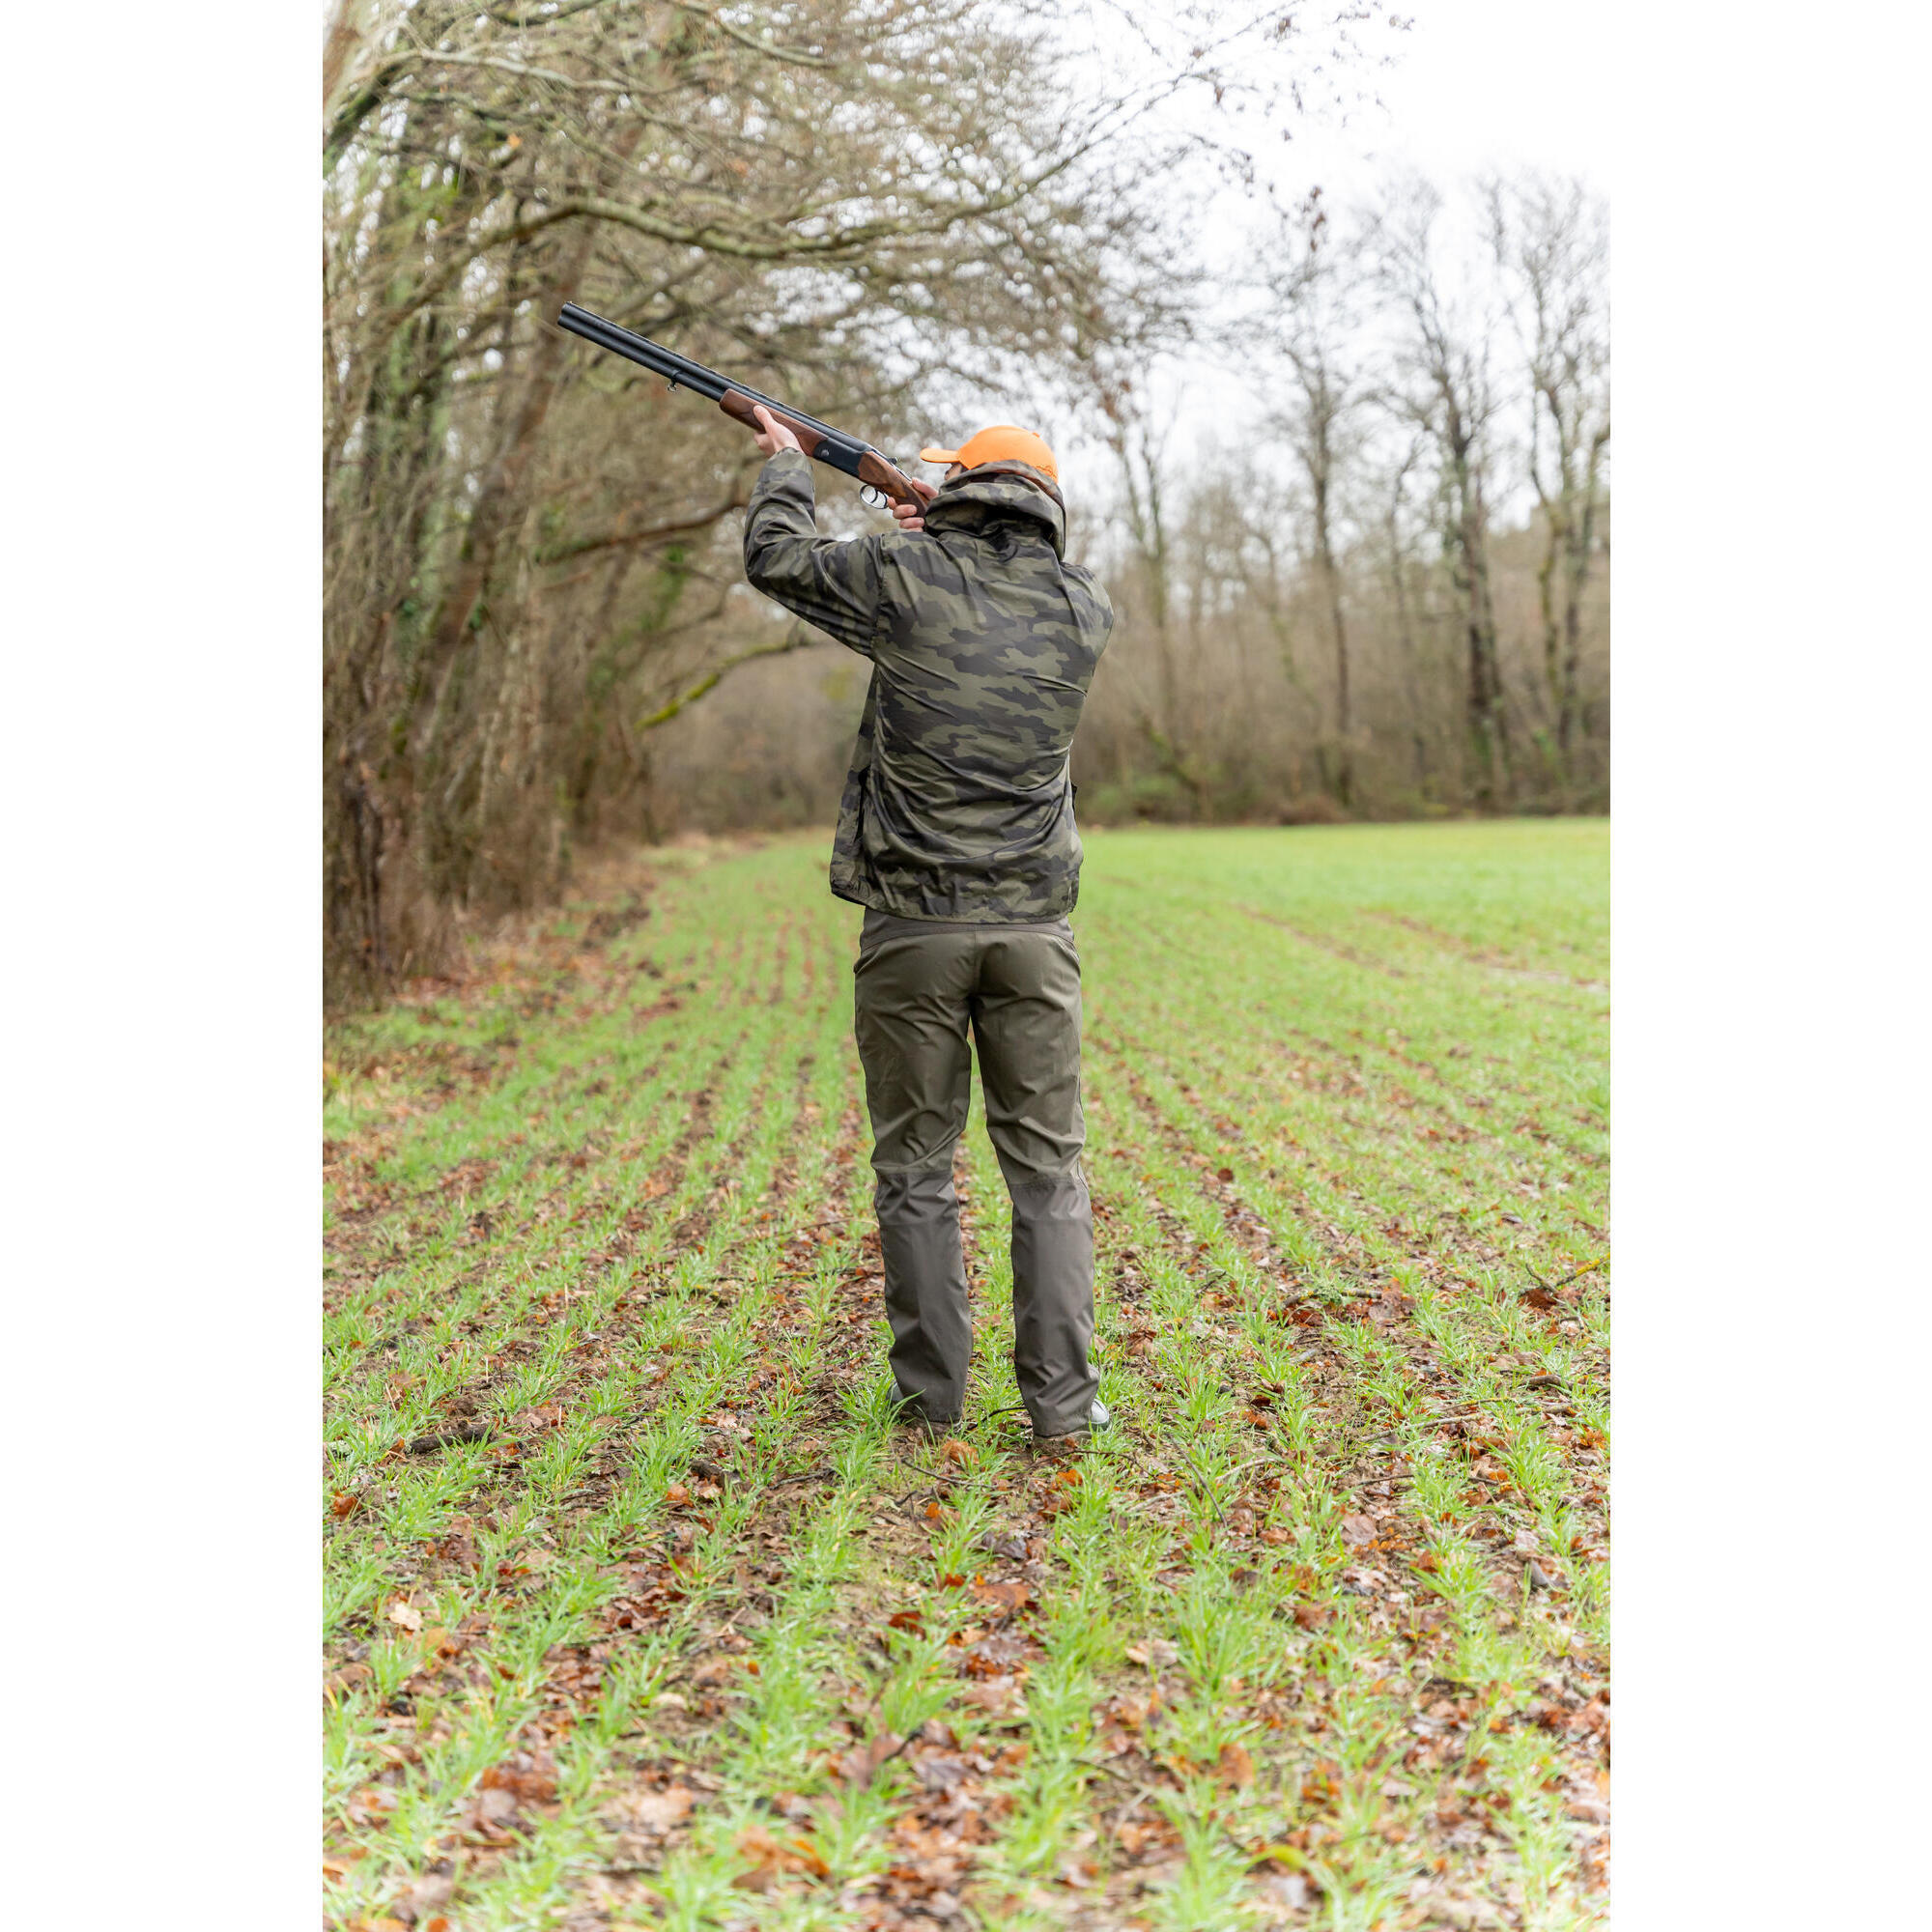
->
[557,303,727,400]
[556,303,865,454]
[555,302,922,508]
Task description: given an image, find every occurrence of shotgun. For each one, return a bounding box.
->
[555,303,927,515]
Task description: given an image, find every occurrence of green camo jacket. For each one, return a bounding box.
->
[743,448,1114,923]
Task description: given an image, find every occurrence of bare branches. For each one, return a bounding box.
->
[533,492,750,565]
[665,1,835,70]
[636,624,814,730]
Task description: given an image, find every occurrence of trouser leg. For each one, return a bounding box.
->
[854,912,978,1424]
[971,921,1099,1436]
[1007,1167,1097,1435]
[873,1166,970,1423]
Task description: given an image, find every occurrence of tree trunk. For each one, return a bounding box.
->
[410,247,589,758]
[1312,467,1352,810]
[1557,426,1609,761]
[1453,476,1508,811]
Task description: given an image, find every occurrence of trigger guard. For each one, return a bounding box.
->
[859,484,886,509]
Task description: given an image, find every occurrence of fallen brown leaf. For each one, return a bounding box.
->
[481,1762,556,1804]
[731,1822,830,1889]
[968,1578,1031,1618]
[627,1784,694,1832]
[838,1730,904,1789]
[1118,1818,1176,1859]
[389,1873,452,1922]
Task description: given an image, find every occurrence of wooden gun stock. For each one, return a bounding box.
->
[718,390,926,511]
[855,447,929,512]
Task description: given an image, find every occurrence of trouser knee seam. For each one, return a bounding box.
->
[1005,1168,1087,1191]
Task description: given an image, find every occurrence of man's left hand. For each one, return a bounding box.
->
[752,405,802,457]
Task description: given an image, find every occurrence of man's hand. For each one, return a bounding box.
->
[752,404,802,457]
[892,478,939,532]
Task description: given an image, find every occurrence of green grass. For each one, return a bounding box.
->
[324,821,1609,1931]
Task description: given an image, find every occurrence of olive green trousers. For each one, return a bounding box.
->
[852,908,1098,1435]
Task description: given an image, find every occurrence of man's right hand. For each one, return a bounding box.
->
[892,478,939,532]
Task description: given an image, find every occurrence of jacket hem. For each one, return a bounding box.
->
[834,879,1077,925]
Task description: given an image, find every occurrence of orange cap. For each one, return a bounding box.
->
[919,425,1059,482]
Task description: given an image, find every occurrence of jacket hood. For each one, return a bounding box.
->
[922,461,1066,557]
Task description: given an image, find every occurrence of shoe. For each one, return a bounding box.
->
[889,1380,959,1432]
[1034,1398,1112,1449]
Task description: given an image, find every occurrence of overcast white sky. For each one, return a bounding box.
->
[1047,0,1615,501]
[1284,0,1615,190]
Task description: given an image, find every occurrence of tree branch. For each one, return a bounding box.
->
[668,1,835,69]
[535,494,747,566]
[637,623,815,730]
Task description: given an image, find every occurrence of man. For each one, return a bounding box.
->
[742,406,1114,1447]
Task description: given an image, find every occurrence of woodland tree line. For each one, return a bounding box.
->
[324,0,1606,1002]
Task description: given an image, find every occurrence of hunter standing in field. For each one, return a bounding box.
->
[742,407,1113,1447]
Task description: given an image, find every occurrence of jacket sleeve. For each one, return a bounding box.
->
[742,449,895,657]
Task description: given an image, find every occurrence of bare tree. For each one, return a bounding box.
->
[1256,187,1366,807]
[1093,381,1221,815]
[1490,172,1610,780]
[1372,179,1511,810]
[1372,428,1439,794]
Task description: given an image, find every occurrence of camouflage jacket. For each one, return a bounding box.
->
[743,449,1113,923]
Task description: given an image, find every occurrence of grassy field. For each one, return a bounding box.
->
[323,821,1609,1932]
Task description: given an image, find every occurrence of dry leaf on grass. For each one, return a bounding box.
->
[837,1730,904,1789]
[625,1784,695,1832]
[389,1873,453,1922]
[968,1578,1030,1617]
[731,1822,830,1890]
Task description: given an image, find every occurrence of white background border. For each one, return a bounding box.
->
[4,3,1926,1925]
